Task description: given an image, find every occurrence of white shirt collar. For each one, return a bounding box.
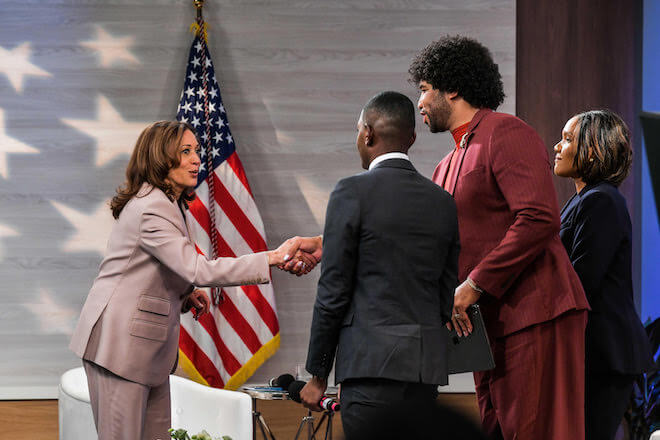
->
[368,152,410,171]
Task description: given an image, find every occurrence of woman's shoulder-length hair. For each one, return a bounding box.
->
[110,120,197,219]
[574,109,632,187]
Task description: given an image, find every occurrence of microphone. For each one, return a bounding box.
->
[287,380,340,412]
[268,373,295,390]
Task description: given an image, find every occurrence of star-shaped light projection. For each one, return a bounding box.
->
[0,223,19,260]
[80,24,140,68]
[61,94,148,167]
[295,175,330,229]
[50,199,115,255]
[24,288,78,335]
[0,108,39,179]
[0,42,51,93]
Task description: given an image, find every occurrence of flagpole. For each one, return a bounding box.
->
[192,0,221,305]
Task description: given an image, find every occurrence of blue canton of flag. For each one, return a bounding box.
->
[176,35,234,183]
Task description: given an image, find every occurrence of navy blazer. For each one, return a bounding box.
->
[305,159,460,385]
[560,182,652,374]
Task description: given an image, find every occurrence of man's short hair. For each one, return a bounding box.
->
[408,35,505,110]
[363,91,415,135]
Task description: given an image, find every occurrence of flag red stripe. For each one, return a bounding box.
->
[212,172,267,252]
[188,199,237,258]
[218,291,262,354]
[179,326,224,388]
[188,198,212,235]
[190,199,279,336]
[241,284,279,335]
[198,312,242,375]
[226,152,254,197]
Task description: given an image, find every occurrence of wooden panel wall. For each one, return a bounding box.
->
[516,0,642,206]
[0,0,514,396]
[516,0,643,302]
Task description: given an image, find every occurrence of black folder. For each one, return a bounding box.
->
[447,304,495,374]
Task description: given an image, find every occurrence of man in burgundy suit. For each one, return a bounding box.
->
[409,36,590,439]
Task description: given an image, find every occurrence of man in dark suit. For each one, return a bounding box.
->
[409,36,590,439]
[300,91,460,439]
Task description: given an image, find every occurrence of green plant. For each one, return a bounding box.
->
[168,428,232,440]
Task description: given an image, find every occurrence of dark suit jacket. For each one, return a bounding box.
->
[432,109,589,338]
[305,158,460,385]
[560,182,652,374]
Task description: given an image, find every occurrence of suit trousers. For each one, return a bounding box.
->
[473,309,587,440]
[585,370,636,440]
[83,360,171,440]
[339,378,439,440]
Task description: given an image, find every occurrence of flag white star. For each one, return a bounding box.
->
[196,88,205,99]
[181,101,192,113]
[185,87,195,98]
[191,116,200,127]
[194,102,203,113]
[191,56,201,67]
[227,133,233,144]
[213,132,223,143]
[0,108,39,179]
[51,199,115,255]
[219,104,226,114]
[61,94,148,167]
[216,118,225,128]
[209,88,218,98]
[24,288,78,335]
[80,25,139,68]
[179,116,188,123]
[208,102,216,113]
[211,147,220,157]
[201,132,209,142]
[0,42,51,93]
[205,58,212,68]
[188,72,198,83]
[195,41,203,52]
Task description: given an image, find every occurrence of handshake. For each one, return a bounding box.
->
[267,235,323,276]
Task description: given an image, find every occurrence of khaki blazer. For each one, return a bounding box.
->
[70,183,270,386]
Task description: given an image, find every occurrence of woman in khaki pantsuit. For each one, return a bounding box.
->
[69,121,319,440]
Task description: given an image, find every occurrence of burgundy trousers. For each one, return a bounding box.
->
[473,309,587,440]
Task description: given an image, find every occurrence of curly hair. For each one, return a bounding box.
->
[408,35,505,110]
[572,109,632,187]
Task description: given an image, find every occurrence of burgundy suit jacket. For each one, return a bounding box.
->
[432,109,589,338]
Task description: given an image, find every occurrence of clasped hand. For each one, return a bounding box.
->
[268,235,323,276]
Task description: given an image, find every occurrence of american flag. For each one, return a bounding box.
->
[175,32,280,390]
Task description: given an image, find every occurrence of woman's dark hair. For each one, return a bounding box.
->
[408,35,505,110]
[110,120,197,219]
[573,109,632,187]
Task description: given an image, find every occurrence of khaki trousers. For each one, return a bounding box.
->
[83,360,171,440]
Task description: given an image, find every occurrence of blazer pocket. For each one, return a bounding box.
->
[130,319,168,342]
[137,295,171,316]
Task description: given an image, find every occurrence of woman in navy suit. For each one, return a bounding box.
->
[553,109,652,440]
